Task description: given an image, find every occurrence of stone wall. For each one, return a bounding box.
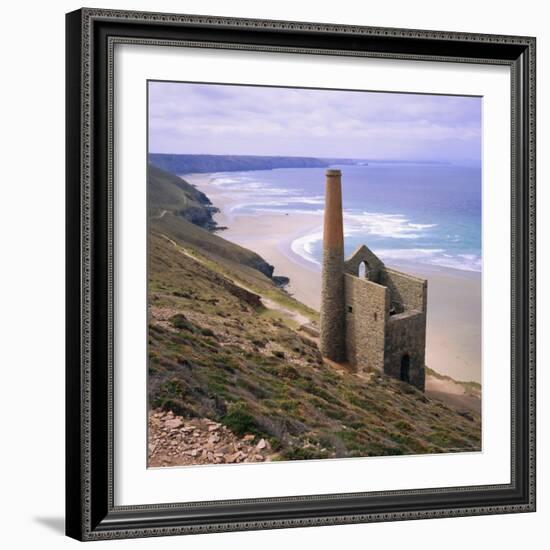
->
[383,268,427,313]
[321,231,427,390]
[344,274,388,372]
[344,245,385,283]
[384,310,426,391]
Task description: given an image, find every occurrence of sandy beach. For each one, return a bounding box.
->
[189,173,481,384]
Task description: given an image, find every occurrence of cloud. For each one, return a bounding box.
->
[148,81,481,162]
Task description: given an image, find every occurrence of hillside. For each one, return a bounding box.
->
[148,229,481,462]
[148,163,219,230]
[149,164,281,280]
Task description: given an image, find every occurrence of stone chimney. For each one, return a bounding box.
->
[320,169,346,362]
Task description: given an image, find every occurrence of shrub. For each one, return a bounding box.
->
[280,365,300,380]
[172,290,193,299]
[268,437,283,451]
[169,314,195,332]
[280,446,329,461]
[252,338,267,348]
[394,420,414,431]
[159,379,184,398]
[221,405,259,436]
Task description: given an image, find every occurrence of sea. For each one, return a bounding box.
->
[193,162,481,274]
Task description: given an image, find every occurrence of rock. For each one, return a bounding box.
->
[458,410,474,422]
[165,418,183,429]
[149,409,275,468]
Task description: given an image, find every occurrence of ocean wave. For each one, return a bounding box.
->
[246,196,325,209]
[427,254,482,272]
[207,172,480,273]
[344,212,437,240]
[209,175,437,243]
[290,229,323,267]
[367,248,481,272]
[207,173,255,185]
[373,248,446,260]
[210,173,301,201]
[250,209,437,241]
[290,238,481,273]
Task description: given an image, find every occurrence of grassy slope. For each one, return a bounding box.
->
[148,163,219,229]
[148,230,481,460]
[150,214,318,321]
[149,164,280,280]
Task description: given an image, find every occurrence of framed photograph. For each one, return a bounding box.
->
[65,8,536,541]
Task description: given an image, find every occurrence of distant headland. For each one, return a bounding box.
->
[148,153,366,175]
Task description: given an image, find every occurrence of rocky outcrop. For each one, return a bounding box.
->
[148,163,219,230]
[219,278,263,308]
[149,164,276,280]
[148,410,273,467]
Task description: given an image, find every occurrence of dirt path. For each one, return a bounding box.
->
[260,296,311,326]
[152,209,169,220]
[160,234,312,329]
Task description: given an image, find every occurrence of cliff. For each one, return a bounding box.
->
[148,163,219,230]
[148,164,275,279]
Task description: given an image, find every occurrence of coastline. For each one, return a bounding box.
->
[187,172,481,384]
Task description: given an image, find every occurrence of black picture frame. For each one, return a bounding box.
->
[66,7,536,541]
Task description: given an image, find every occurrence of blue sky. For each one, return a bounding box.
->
[148,81,481,163]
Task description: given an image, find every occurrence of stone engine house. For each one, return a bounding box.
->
[320,169,427,391]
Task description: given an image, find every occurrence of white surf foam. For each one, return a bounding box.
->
[374,248,481,272]
[290,229,323,267]
[344,211,437,240]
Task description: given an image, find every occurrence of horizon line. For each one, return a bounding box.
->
[148,152,481,165]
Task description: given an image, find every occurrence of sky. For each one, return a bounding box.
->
[148,81,482,163]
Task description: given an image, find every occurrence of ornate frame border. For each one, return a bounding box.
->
[66,8,536,541]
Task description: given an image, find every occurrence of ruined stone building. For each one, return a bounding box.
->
[320,169,427,391]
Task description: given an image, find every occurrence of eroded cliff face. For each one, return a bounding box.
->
[148,163,275,279]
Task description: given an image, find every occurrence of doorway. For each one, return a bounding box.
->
[400,354,410,383]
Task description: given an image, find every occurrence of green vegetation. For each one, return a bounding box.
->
[221,405,263,437]
[148,227,481,460]
[148,163,219,230]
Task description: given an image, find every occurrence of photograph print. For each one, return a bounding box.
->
[146,81,482,468]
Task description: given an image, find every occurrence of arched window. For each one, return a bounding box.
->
[400,354,411,383]
[358,261,368,279]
